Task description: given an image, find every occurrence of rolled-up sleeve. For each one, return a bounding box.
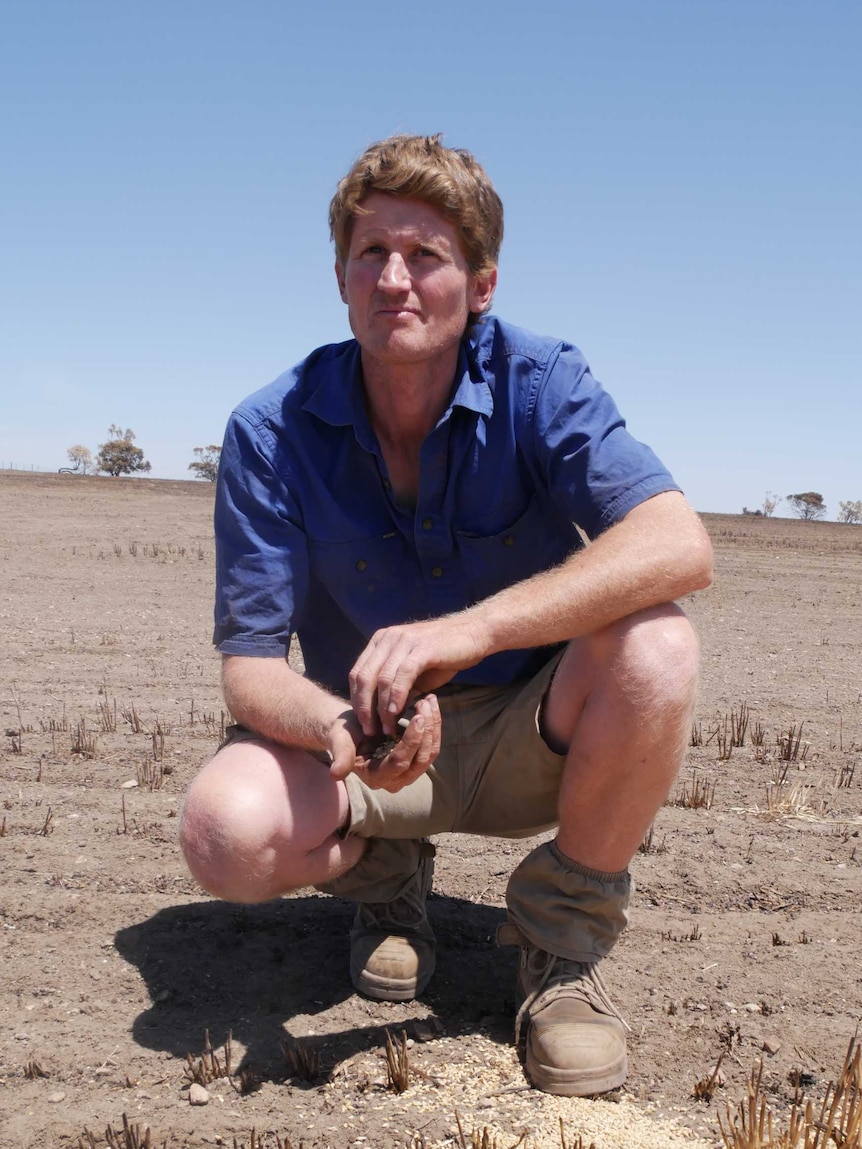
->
[213,411,309,657]
[530,345,680,540]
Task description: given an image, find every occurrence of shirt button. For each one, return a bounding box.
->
[503,535,515,547]
[356,559,368,572]
[383,479,392,491]
[431,566,443,578]
[422,517,433,530]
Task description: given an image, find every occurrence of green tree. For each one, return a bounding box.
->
[66,445,93,474]
[838,500,862,525]
[786,492,827,521]
[96,425,152,477]
[188,445,222,481]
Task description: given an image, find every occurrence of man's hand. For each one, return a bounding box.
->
[348,616,487,737]
[327,693,442,793]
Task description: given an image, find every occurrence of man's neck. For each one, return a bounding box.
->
[360,345,460,448]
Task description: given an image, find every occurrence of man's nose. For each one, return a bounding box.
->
[378,253,410,291]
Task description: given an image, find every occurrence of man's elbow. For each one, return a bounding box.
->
[686,523,714,592]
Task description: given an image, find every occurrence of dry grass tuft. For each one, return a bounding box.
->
[70,718,98,759]
[732,703,750,747]
[778,724,809,763]
[23,1056,48,1079]
[450,1112,533,1149]
[661,925,702,943]
[638,823,668,854]
[719,1035,862,1147]
[764,780,813,818]
[282,1036,322,1084]
[136,757,165,791]
[232,1133,294,1149]
[672,775,716,810]
[183,1029,232,1087]
[78,1113,156,1149]
[693,1053,725,1102]
[385,1028,411,1092]
[121,705,146,734]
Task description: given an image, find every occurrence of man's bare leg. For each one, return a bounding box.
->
[546,601,699,868]
[179,740,363,903]
[504,602,699,1096]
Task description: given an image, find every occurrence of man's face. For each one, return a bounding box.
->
[335,193,496,371]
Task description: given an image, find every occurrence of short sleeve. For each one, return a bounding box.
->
[530,345,680,539]
[213,411,309,656]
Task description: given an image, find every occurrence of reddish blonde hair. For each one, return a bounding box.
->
[329,134,503,277]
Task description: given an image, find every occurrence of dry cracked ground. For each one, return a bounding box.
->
[1,470,862,1148]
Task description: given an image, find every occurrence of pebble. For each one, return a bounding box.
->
[189,1083,210,1106]
[47,1091,66,1103]
[763,1035,782,1054]
[121,779,138,789]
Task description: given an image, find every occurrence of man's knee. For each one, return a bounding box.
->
[606,604,699,711]
[179,743,349,903]
[180,762,279,902]
[549,604,699,735]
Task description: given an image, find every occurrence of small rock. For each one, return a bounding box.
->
[47,1091,67,1103]
[413,1022,434,1042]
[763,1036,782,1054]
[121,779,138,789]
[189,1083,210,1106]
[743,1002,761,1013]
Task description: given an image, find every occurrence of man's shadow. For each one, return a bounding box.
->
[114,893,514,1083]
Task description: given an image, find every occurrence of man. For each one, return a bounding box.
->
[180,134,713,1097]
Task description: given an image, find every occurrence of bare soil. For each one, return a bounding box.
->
[2,470,862,1149]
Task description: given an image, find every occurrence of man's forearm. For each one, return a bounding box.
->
[467,492,713,657]
[221,654,347,751]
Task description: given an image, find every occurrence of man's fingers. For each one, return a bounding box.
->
[357,696,440,792]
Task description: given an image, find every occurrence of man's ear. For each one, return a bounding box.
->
[335,260,347,303]
[470,266,497,314]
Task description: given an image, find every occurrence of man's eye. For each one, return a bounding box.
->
[417,247,437,257]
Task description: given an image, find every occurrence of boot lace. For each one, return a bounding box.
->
[499,926,629,1048]
[356,881,429,933]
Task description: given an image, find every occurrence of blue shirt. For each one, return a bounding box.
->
[213,316,680,696]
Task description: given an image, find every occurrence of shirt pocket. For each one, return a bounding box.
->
[307,530,424,632]
[454,493,578,605]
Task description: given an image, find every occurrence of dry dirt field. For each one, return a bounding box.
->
[2,470,862,1149]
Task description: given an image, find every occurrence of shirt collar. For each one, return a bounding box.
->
[300,326,495,433]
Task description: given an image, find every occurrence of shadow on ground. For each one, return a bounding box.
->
[114,893,514,1082]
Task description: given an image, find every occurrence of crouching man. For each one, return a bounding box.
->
[180,133,713,1096]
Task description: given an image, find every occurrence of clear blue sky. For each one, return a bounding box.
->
[1,0,859,517]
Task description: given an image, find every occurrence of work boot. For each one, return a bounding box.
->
[350,844,436,1002]
[498,922,628,1096]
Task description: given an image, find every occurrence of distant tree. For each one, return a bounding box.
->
[66,445,93,474]
[188,445,222,482]
[96,425,151,477]
[838,500,862,525]
[786,492,827,521]
[761,491,781,518]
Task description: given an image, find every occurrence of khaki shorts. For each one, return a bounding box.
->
[343,650,566,840]
[222,649,566,842]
